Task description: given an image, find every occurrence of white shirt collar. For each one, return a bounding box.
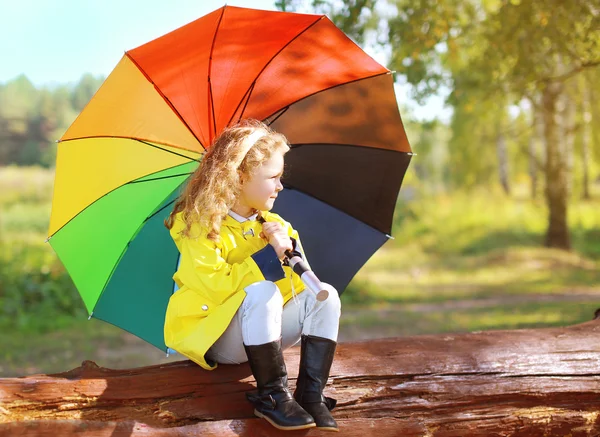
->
[228,209,258,222]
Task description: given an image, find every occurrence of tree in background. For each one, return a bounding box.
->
[2,1,599,248]
[277,0,600,250]
[0,74,103,167]
[0,75,38,165]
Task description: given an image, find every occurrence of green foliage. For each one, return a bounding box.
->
[478,0,600,93]
[392,186,600,260]
[0,74,104,167]
[276,0,379,44]
[384,0,600,97]
[446,94,534,190]
[405,119,451,193]
[285,0,599,252]
[0,319,144,377]
[344,187,600,307]
[71,73,103,111]
[0,167,82,333]
[0,165,54,206]
[340,301,598,338]
[0,237,84,333]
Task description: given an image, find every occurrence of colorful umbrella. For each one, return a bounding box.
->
[48,5,412,352]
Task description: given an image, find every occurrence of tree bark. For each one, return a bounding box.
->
[560,84,576,196]
[581,74,592,200]
[2,319,600,436]
[529,102,543,199]
[497,115,511,195]
[542,81,571,249]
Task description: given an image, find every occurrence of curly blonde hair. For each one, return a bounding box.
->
[165,119,290,242]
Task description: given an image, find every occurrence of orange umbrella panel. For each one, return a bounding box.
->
[128,6,389,147]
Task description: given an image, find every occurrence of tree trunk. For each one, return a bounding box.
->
[529,102,543,199]
[497,116,511,195]
[542,81,571,249]
[560,84,576,197]
[581,75,592,200]
[2,318,600,436]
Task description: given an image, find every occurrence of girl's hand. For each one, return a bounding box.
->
[260,222,293,260]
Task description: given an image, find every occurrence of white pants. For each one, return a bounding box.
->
[205,280,341,365]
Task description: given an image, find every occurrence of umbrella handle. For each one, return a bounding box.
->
[257,215,329,302]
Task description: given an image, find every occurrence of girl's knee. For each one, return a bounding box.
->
[244,280,283,308]
[320,282,341,315]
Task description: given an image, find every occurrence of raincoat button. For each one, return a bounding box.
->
[201,305,209,311]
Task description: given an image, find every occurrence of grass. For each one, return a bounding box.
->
[1,166,599,376]
[339,301,599,340]
[345,246,599,304]
[344,186,600,302]
[340,185,600,337]
[0,319,173,377]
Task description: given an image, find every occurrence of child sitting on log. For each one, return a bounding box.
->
[163,119,341,432]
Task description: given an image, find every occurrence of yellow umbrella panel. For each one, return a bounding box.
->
[48,55,202,350]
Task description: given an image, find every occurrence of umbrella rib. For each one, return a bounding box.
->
[282,146,412,235]
[288,142,410,153]
[280,183,390,237]
[88,180,186,324]
[208,6,227,141]
[136,139,202,162]
[143,197,177,224]
[59,135,203,157]
[91,314,166,353]
[87,187,182,328]
[237,82,256,125]
[125,52,206,150]
[128,173,193,184]
[266,107,290,126]
[264,71,392,123]
[47,162,193,239]
[228,15,324,126]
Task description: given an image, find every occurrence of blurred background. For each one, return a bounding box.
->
[1,0,598,377]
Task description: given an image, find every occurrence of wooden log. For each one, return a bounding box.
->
[1,319,599,436]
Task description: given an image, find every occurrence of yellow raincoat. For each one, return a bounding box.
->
[163,210,308,370]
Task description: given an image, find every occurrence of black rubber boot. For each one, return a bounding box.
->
[244,338,315,431]
[293,334,339,432]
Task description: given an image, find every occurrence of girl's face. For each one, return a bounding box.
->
[236,149,285,215]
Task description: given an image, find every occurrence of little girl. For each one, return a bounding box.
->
[163,119,341,432]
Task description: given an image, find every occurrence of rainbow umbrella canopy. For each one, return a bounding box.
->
[48,6,412,352]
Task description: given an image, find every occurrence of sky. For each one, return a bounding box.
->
[0,0,450,122]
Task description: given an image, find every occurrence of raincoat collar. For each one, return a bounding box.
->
[228,209,258,222]
[224,209,265,229]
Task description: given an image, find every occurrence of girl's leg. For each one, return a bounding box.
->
[207,280,342,363]
[289,283,341,432]
[206,280,283,365]
[207,280,315,431]
[280,282,341,350]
